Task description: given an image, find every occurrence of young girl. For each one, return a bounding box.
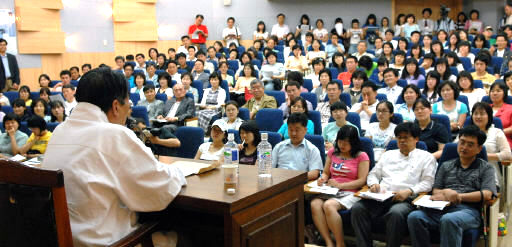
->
[157,72,174,100]
[422,71,441,103]
[457,71,486,110]
[219,61,235,88]
[305,58,326,89]
[456,12,468,31]
[330,52,346,74]
[401,58,425,86]
[436,30,448,48]
[347,19,364,55]
[394,14,406,37]
[311,125,369,247]
[447,33,460,52]
[38,74,51,88]
[379,42,394,63]
[50,101,66,123]
[253,21,269,41]
[156,53,167,70]
[432,81,468,132]
[19,86,32,107]
[343,70,367,106]
[397,37,408,52]
[295,14,313,44]
[379,17,391,39]
[409,43,423,60]
[422,35,432,54]
[131,74,146,101]
[445,51,464,72]
[238,120,260,165]
[181,72,199,103]
[39,88,51,104]
[431,40,445,59]
[435,58,457,82]
[365,101,396,161]
[363,14,379,50]
[31,99,51,122]
[306,39,326,65]
[472,34,488,49]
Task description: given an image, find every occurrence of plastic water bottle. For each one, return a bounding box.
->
[223,133,239,189]
[257,133,272,177]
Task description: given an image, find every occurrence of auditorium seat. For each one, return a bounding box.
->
[174,127,204,159]
[305,134,325,165]
[131,106,150,126]
[255,109,283,132]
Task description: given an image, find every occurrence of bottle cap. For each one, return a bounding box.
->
[227,188,236,194]
[228,133,234,141]
[261,132,268,141]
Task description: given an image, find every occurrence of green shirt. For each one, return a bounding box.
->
[322,121,359,144]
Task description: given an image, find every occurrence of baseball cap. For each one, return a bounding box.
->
[485,26,493,31]
[211,119,227,132]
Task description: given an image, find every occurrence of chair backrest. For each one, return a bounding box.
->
[255,109,283,132]
[221,80,230,102]
[265,90,286,106]
[174,127,204,158]
[308,110,322,135]
[473,79,483,89]
[397,79,407,88]
[1,105,13,114]
[227,60,239,72]
[155,93,167,103]
[482,95,512,104]
[345,112,362,135]
[238,107,250,121]
[19,121,32,136]
[186,61,195,69]
[130,93,141,106]
[303,79,313,92]
[491,56,504,72]
[329,67,340,79]
[369,113,403,125]
[417,79,425,89]
[450,66,459,76]
[459,57,472,70]
[385,140,428,151]
[438,143,488,166]
[359,94,387,102]
[30,92,40,100]
[300,92,318,109]
[191,80,204,102]
[131,106,150,126]
[359,137,375,170]
[340,93,352,108]
[4,91,18,105]
[463,116,503,129]
[260,131,283,148]
[47,122,59,132]
[430,114,451,135]
[305,134,326,165]
[0,160,73,247]
[155,69,165,75]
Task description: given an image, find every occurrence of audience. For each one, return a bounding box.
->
[395,84,421,122]
[350,81,379,131]
[218,101,244,130]
[0,113,28,158]
[137,84,164,121]
[12,98,30,121]
[343,70,366,106]
[489,81,512,147]
[279,81,313,118]
[238,120,260,165]
[377,68,403,104]
[62,84,78,117]
[316,81,342,126]
[457,71,486,110]
[197,72,226,132]
[433,81,468,132]
[365,101,397,161]
[17,115,52,158]
[50,101,66,123]
[243,79,277,119]
[156,83,195,131]
[194,119,226,161]
[278,97,314,139]
[413,98,451,159]
[30,98,51,122]
[322,102,359,150]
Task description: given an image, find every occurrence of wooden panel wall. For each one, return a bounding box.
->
[393,0,463,25]
[113,0,158,41]
[15,0,65,54]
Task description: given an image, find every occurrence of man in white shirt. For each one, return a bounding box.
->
[351,122,437,247]
[177,35,196,55]
[52,70,72,92]
[196,50,215,73]
[418,8,435,36]
[457,41,475,65]
[384,30,398,49]
[166,60,181,84]
[222,17,241,47]
[134,53,148,77]
[352,41,375,60]
[350,81,379,131]
[42,67,186,246]
[377,68,403,105]
[62,84,77,116]
[271,13,290,40]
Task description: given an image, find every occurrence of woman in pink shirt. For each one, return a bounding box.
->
[310,125,370,247]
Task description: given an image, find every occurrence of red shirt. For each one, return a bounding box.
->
[337,71,353,86]
[188,24,208,44]
[494,103,512,148]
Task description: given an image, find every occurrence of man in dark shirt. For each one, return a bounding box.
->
[407,125,497,247]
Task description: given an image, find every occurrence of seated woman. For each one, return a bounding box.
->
[395,84,421,122]
[238,120,260,165]
[217,101,244,131]
[322,101,359,150]
[12,99,31,122]
[306,39,327,65]
[0,113,28,158]
[232,63,257,105]
[432,80,468,132]
[470,102,512,188]
[278,97,314,139]
[434,57,457,82]
[194,120,226,161]
[31,99,51,122]
[284,44,308,74]
[422,71,441,104]
[16,115,53,158]
[130,73,146,101]
[313,69,331,103]
[50,101,66,123]
[181,72,199,103]
[365,101,396,161]
[343,70,367,106]
[413,98,451,159]
[39,87,51,104]
[38,74,51,88]
[401,58,425,86]
[19,85,32,107]
[260,51,285,91]
[305,57,326,89]
[489,81,512,147]
[457,71,486,110]
[219,61,234,89]
[156,72,174,100]
[311,125,369,247]
[234,52,258,81]
[330,52,346,75]
[197,72,227,132]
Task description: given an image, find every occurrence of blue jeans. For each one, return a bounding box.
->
[407,204,481,247]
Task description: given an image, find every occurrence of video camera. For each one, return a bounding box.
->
[440,4,451,18]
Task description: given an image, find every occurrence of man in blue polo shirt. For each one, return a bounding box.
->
[271,112,323,180]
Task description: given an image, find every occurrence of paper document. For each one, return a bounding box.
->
[171,160,217,177]
[150,119,168,123]
[359,191,395,202]
[191,29,200,39]
[307,180,339,195]
[9,154,26,162]
[413,195,450,210]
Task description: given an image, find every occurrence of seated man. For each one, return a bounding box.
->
[351,122,437,247]
[166,60,181,84]
[137,84,164,121]
[271,113,323,180]
[156,83,195,131]
[243,79,277,119]
[134,53,148,76]
[408,125,496,247]
[316,81,341,127]
[52,70,72,92]
[132,117,181,156]
[62,84,77,116]
[377,68,403,105]
[350,81,379,131]
[191,60,210,89]
[123,63,135,88]
[278,81,313,118]
[351,41,375,60]
[196,50,215,73]
[42,67,186,246]
[17,115,52,158]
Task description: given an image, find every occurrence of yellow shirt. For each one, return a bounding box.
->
[25,99,32,107]
[27,131,52,154]
[471,72,496,86]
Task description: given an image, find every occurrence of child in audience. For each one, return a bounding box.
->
[50,101,66,123]
[238,120,260,165]
[365,101,396,161]
[18,85,32,107]
[435,57,457,82]
[311,125,369,247]
[38,74,51,88]
[422,71,441,103]
[12,99,30,122]
[390,50,405,77]
[17,115,52,158]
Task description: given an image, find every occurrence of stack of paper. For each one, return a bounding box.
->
[171,160,218,177]
[307,180,339,195]
[413,195,450,210]
[359,191,395,202]
[9,154,26,162]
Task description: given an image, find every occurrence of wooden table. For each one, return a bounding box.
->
[162,157,307,247]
